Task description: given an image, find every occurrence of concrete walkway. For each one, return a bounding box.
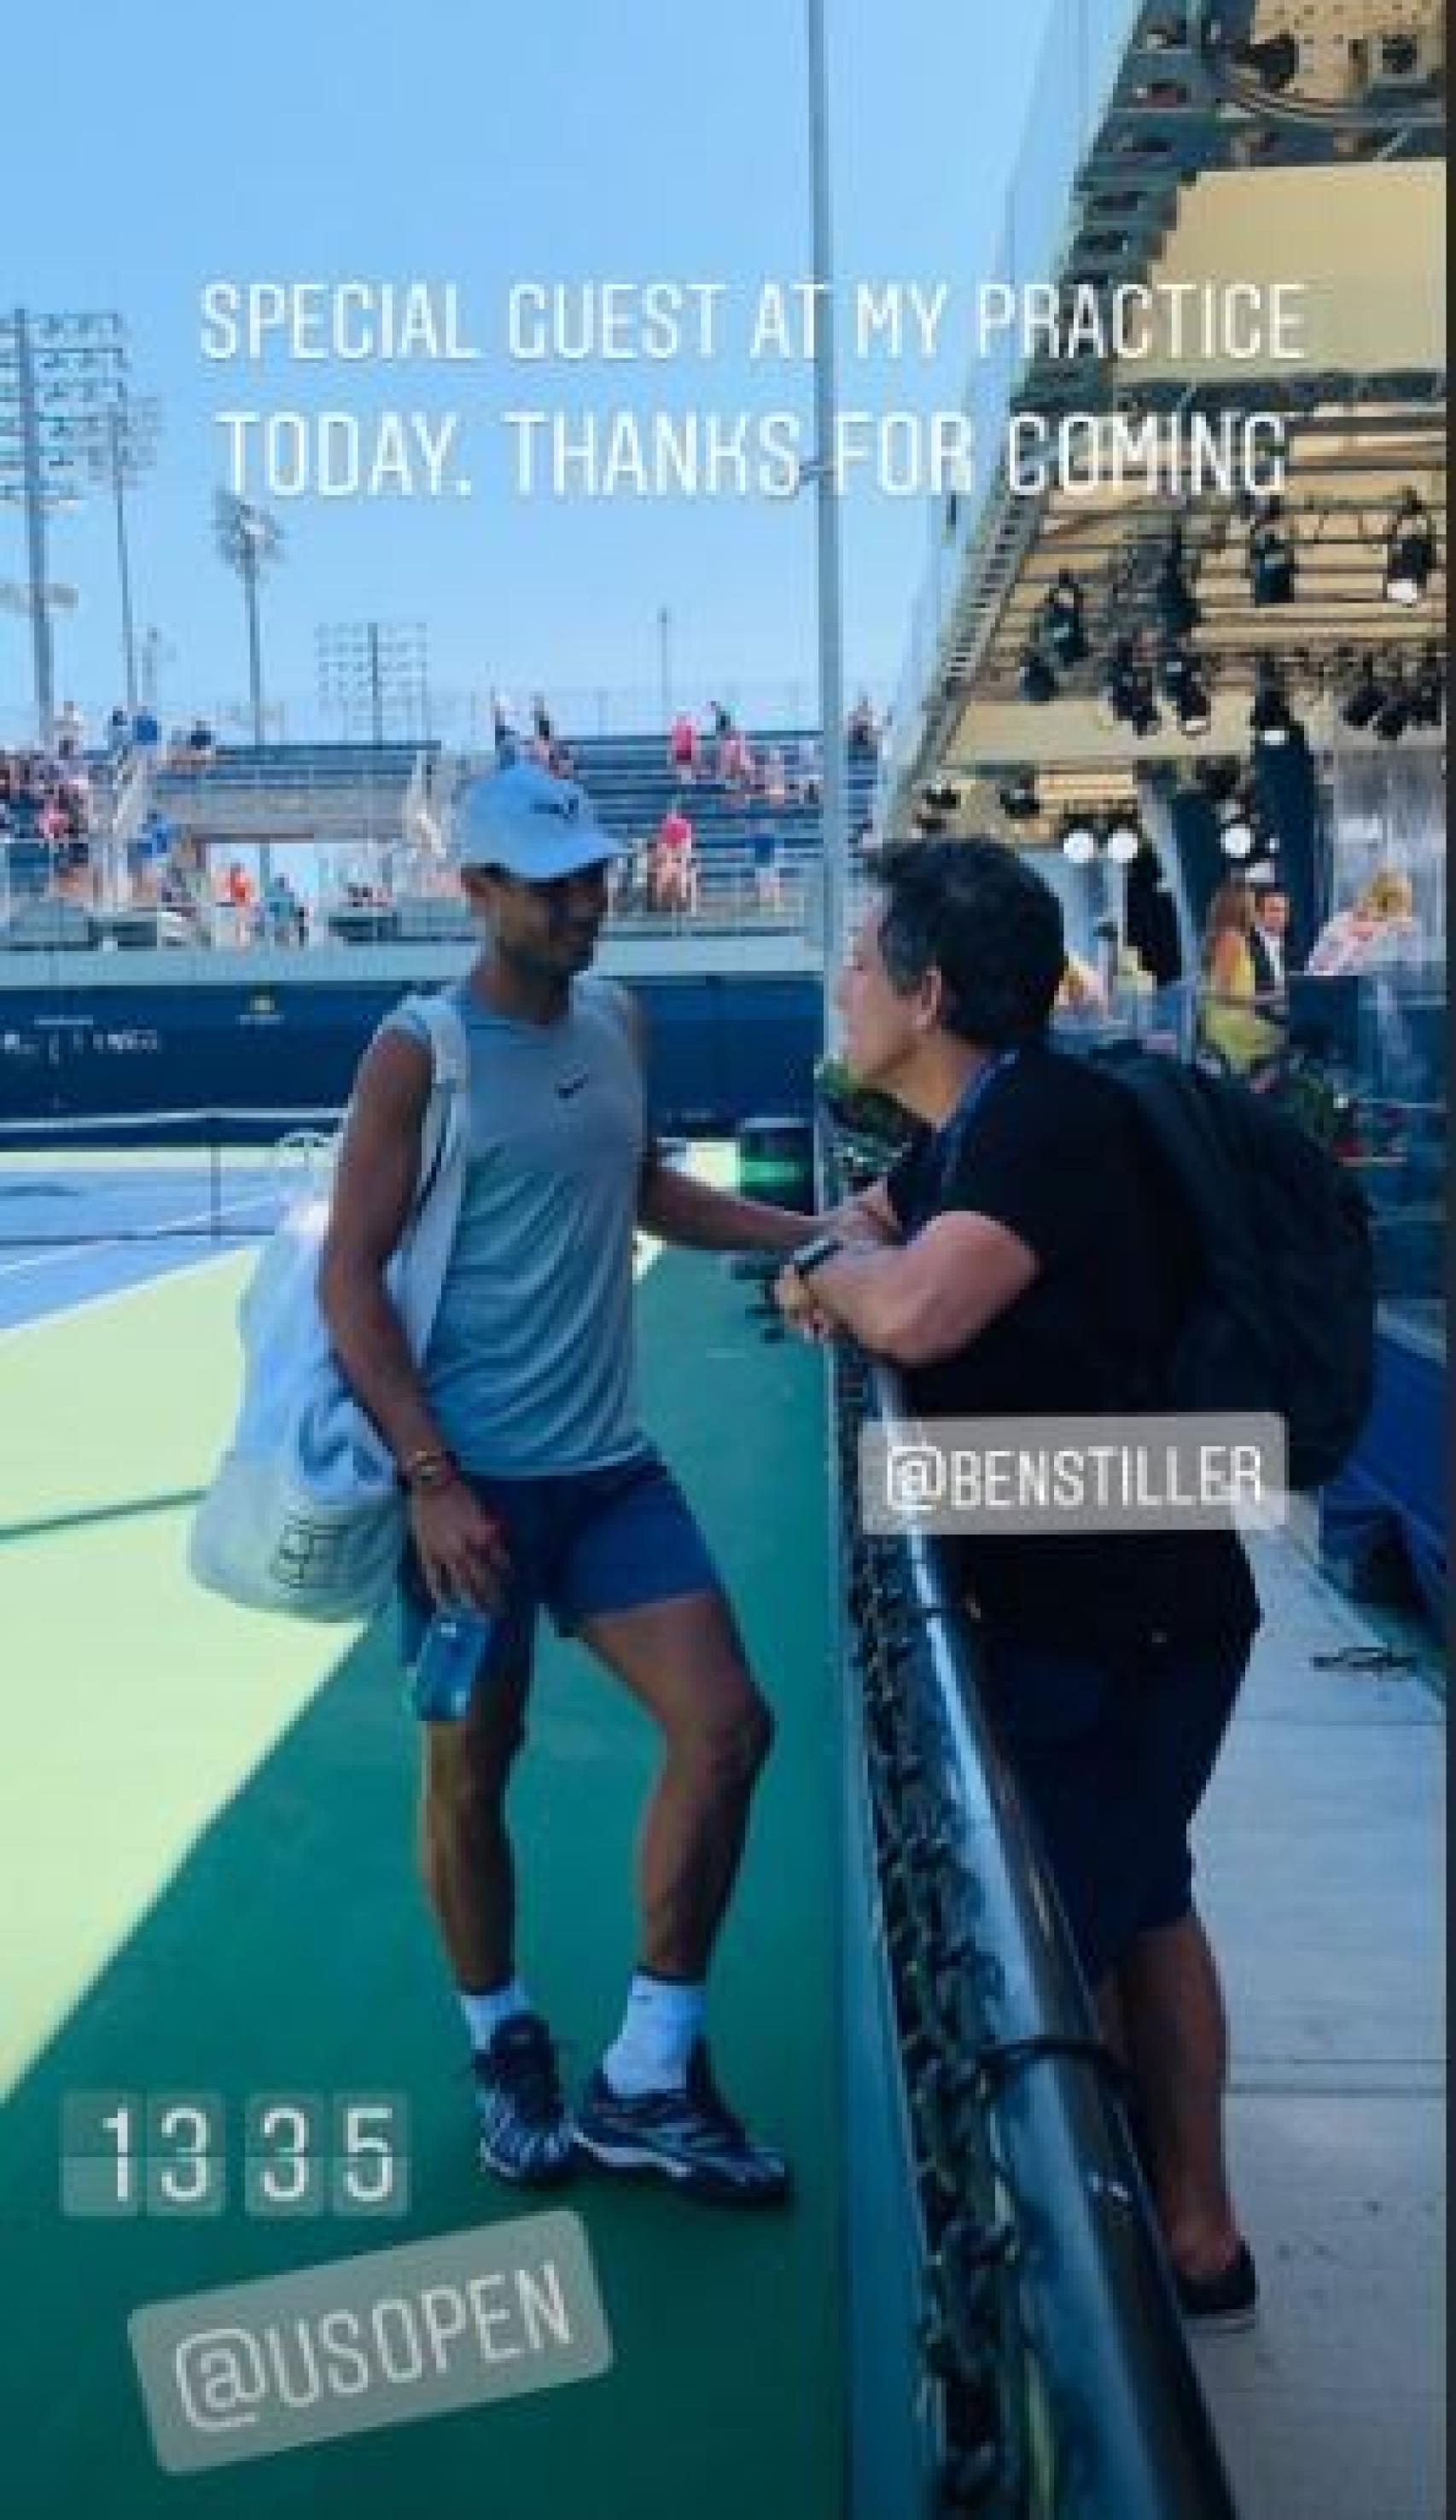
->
[1191,1532,1446,2520]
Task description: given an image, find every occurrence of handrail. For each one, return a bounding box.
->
[825,1119,1238,2520]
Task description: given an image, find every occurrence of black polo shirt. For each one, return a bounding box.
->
[884,1040,1261,1657]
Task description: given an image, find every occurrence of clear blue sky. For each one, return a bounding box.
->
[3,0,1054,741]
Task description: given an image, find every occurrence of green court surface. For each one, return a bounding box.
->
[0,1234,843,2520]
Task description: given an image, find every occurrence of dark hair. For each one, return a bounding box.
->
[874,839,1065,1046]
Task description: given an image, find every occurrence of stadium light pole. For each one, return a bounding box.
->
[806,0,848,1040]
[81,386,161,714]
[215,488,284,884]
[0,307,127,745]
[317,621,430,746]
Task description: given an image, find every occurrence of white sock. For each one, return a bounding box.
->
[603,1973,707,2096]
[459,1980,531,2051]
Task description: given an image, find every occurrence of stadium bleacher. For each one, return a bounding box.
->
[2,726,878,950]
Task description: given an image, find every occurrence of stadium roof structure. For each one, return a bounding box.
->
[882,0,1447,842]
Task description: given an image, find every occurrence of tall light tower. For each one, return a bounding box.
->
[80,385,161,715]
[316,620,430,745]
[214,489,283,750]
[215,488,284,884]
[0,307,127,744]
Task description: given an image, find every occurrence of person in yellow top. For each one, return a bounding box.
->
[1199,880,1282,1074]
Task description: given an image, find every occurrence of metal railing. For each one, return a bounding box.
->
[824,1119,1238,2520]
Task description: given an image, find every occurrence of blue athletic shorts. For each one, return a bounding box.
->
[975,1628,1254,1986]
[397,1444,724,1672]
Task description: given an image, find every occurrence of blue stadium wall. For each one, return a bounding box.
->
[0,975,824,1131]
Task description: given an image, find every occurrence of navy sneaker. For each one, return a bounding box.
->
[574,2039,790,2206]
[1175,2242,1258,2332]
[472,2014,575,2186]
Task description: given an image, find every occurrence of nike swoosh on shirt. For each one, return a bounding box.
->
[556,1075,591,1099]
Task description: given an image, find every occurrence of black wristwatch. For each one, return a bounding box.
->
[790,1233,844,1280]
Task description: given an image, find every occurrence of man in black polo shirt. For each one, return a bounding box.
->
[777,839,1260,2327]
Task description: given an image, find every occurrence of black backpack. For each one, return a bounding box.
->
[1092,1047,1376,1490]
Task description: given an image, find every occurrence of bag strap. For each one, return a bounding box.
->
[398,991,469,1221]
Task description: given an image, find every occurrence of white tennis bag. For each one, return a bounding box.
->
[188,993,469,1622]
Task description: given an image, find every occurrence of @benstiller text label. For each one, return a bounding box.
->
[127,2212,611,2473]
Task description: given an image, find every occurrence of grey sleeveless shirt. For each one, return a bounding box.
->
[382,974,646,1475]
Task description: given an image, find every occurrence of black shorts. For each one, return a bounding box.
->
[975,1628,1253,1986]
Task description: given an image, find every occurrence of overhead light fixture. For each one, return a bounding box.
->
[1410,652,1446,729]
[1060,814,1099,865]
[1340,654,1383,732]
[1234,31,1301,90]
[1249,502,1297,607]
[1384,492,1436,607]
[1105,814,1142,864]
[1217,799,1257,860]
[1374,674,1410,744]
[1196,755,1243,805]
[1377,32,1420,77]
[1162,646,1213,736]
[1250,675,1296,750]
[1104,641,1161,737]
[1156,532,1202,639]
[998,773,1041,822]
[1020,650,1059,706]
[1040,571,1089,668]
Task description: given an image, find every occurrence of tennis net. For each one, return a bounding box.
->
[0,1109,346,1247]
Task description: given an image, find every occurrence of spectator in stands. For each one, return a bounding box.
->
[774,838,1261,2329]
[847,693,880,757]
[55,699,85,761]
[719,726,754,794]
[667,713,699,781]
[612,836,655,916]
[795,735,823,804]
[653,800,697,914]
[188,717,216,761]
[264,866,306,946]
[158,859,195,914]
[223,857,257,945]
[492,696,521,769]
[749,817,782,913]
[549,738,578,780]
[1306,869,1420,976]
[761,744,789,808]
[106,705,131,761]
[58,773,90,838]
[132,704,160,755]
[1199,881,1281,1074]
[1248,883,1294,1006]
[531,694,554,750]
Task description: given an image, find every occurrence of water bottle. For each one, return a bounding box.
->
[407,1604,498,1723]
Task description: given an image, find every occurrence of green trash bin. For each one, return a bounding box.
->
[737,1116,815,1214]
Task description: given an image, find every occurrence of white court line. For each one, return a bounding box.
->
[0,1184,282,1282]
[0,1245,250,1343]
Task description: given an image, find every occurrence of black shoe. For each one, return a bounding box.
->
[574,2039,790,2206]
[473,2014,575,2186]
[1175,2242,1258,2331]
